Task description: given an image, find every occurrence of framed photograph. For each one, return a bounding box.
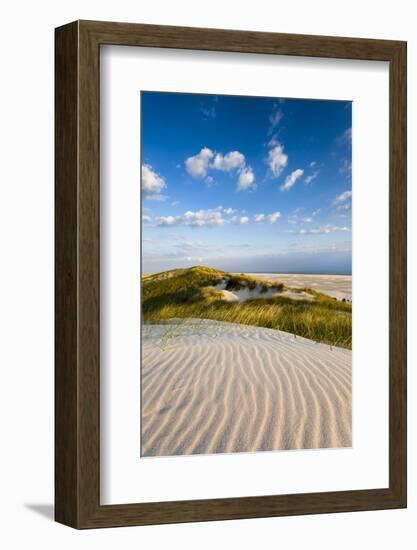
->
[55,20,406,528]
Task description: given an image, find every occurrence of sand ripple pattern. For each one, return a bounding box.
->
[141,319,352,457]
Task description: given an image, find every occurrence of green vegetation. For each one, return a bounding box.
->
[142,266,352,349]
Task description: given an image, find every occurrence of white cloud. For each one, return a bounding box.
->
[339,159,352,176]
[212,151,245,172]
[269,107,284,133]
[267,135,280,148]
[336,202,352,212]
[142,164,167,199]
[268,145,288,178]
[288,210,321,225]
[229,215,249,225]
[155,209,227,228]
[281,168,304,191]
[185,148,256,192]
[185,147,214,178]
[224,207,237,215]
[284,224,351,235]
[337,127,352,145]
[171,200,180,207]
[156,215,180,226]
[237,166,256,191]
[142,215,152,223]
[310,161,316,167]
[254,212,280,224]
[333,190,352,204]
[200,105,216,120]
[182,208,226,227]
[268,212,281,224]
[305,170,319,184]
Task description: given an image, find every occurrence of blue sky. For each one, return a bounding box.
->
[141,92,352,274]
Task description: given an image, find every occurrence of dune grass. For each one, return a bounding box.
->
[142,266,352,349]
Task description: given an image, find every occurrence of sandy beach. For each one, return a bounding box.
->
[240,273,352,301]
[141,319,352,457]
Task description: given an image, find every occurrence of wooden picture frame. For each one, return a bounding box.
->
[55,20,407,529]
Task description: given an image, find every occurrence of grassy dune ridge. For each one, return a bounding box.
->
[141,266,352,349]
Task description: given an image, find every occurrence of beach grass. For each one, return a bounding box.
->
[142,266,352,349]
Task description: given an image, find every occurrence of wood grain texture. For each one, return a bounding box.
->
[388,41,407,504]
[55,21,79,527]
[55,20,407,529]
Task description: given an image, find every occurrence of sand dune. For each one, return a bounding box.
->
[141,319,352,457]
[240,273,352,301]
[214,279,315,302]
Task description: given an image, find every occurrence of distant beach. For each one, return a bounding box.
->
[240,273,352,302]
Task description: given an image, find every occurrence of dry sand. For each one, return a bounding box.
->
[141,319,352,457]
[240,273,352,301]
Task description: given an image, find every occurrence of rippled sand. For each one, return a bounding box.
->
[141,319,352,457]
